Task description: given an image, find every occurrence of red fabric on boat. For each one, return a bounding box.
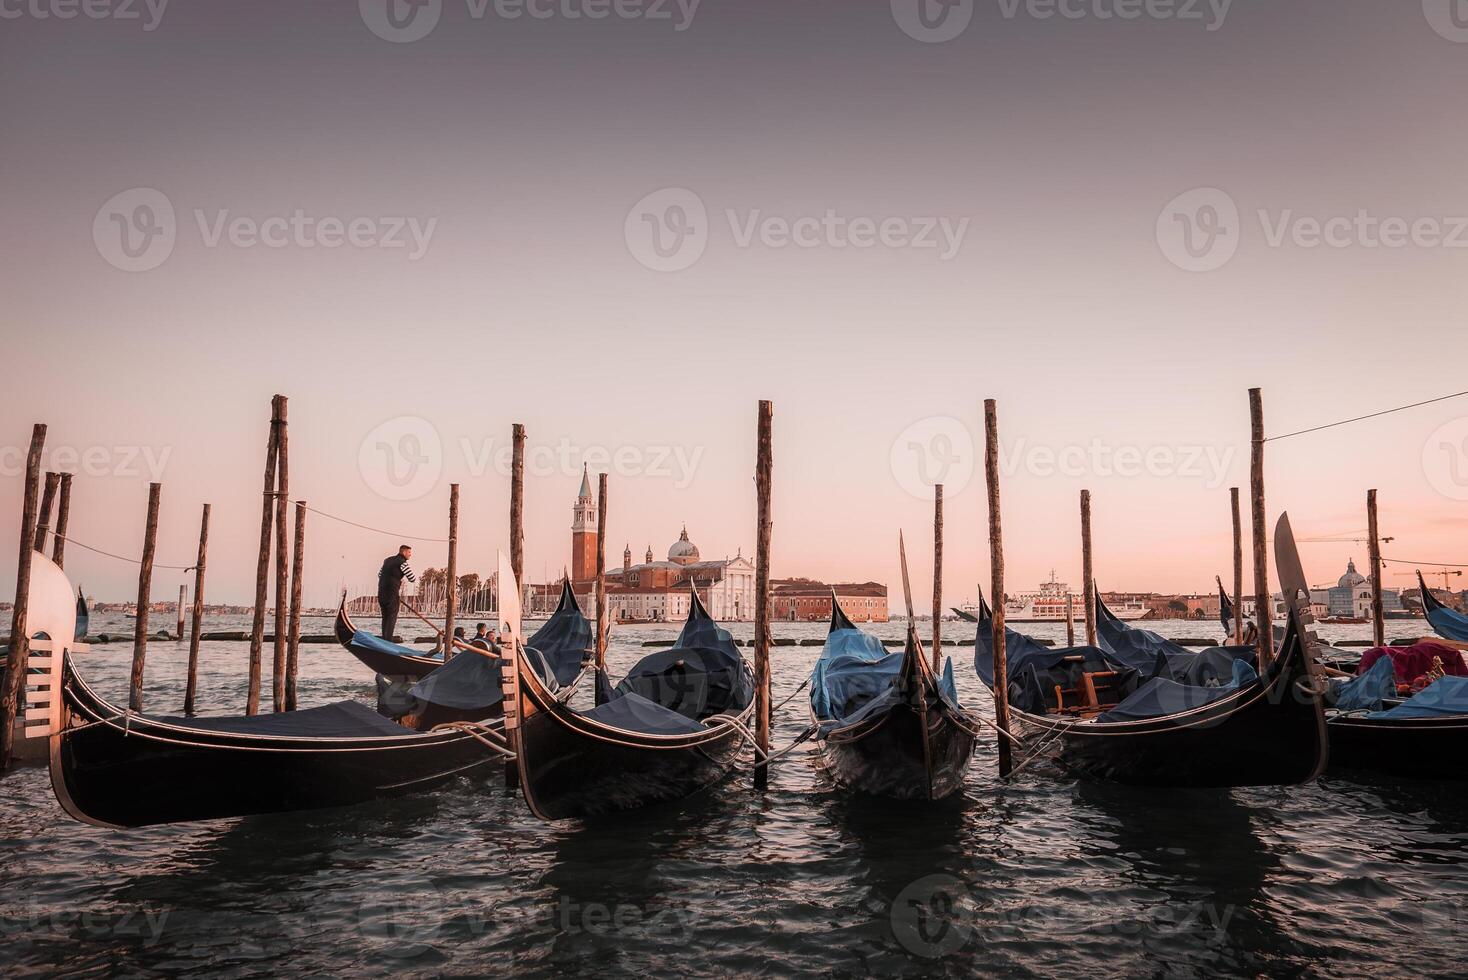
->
[1357,643,1468,683]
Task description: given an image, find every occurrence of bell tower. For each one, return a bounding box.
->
[571,465,597,583]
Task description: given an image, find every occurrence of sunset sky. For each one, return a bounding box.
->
[3,0,1468,607]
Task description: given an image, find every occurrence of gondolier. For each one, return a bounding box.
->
[378,545,416,640]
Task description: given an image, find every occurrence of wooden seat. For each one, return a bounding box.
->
[1051,670,1123,717]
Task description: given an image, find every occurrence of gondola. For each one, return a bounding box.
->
[973,514,1327,787]
[46,561,583,828]
[335,596,446,679]
[1317,573,1468,779]
[810,598,977,800]
[504,575,756,821]
[395,579,592,730]
[1416,570,1468,643]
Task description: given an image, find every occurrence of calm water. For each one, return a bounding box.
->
[3,614,1466,977]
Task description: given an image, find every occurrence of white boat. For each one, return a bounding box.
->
[952,571,1151,623]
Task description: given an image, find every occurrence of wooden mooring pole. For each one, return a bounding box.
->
[247,398,281,715]
[444,484,460,655]
[932,483,943,669]
[272,395,290,712]
[506,424,526,791]
[33,472,59,553]
[1231,486,1244,645]
[1368,489,1385,648]
[595,473,608,676]
[510,424,525,591]
[184,503,210,716]
[1,424,46,769]
[1081,488,1096,647]
[753,400,773,790]
[129,482,161,712]
[1066,594,1075,648]
[984,400,1013,778]
[287,500,305,711]
[52,473,72,568]
[1249,388,1273,670]
[176,584,186,640]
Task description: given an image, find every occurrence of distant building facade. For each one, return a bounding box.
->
[769,579,888,623]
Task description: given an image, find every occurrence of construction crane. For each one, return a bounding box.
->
[1395,568,1463,592]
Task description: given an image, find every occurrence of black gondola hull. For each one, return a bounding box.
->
[50,660,497,828]
[1327,714,1468,780]
[1018,636,1326,787]
[510,651,750,821]
[334,600,443,679]
[818,698,976,801]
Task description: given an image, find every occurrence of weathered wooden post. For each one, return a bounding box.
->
[753,400,773,790]
[506,425,526,791]
[510,424,525,589]
[1081,488,1097,647]
[287,500,305,710]
[985,400,1013,778]
[51,473,72,568]
[176,585,186,640]
[1,424,46,768]
[247,398,281,715]
[1231,486,1244,644]
[444,484,460,654]
[932,483,943,669]
[595,473,608,675]
[1249,388,1273,669]
[184,503,210,716]
[1368,489,1385,648]
[272,395,289,712]
[1066,594,1075,648]
[129,482,162,712]
[33,472,59,553]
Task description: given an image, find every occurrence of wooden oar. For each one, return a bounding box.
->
[400,597,501,661]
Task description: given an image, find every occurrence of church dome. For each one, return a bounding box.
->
[668,526,700,565]
[1338,559,1366,589]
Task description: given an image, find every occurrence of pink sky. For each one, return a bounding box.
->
[3,2,1468,606]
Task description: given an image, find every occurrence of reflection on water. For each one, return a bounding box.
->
[1,614,1465,975]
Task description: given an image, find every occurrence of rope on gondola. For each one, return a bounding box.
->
[1265,389,1468,442]
[428,720,515,758]
[772,679,809,713]
[1005,723,1067,779]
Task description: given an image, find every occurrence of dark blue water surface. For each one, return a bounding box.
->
[3,615,1466,977]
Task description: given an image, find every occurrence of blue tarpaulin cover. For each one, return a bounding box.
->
[153,700,410,738]
[1333,655,1397,713]
[410,648,503,710]
[351,630,443,662]
[1368,675,1468,719]
[1097,659,1258,723]
[582,691,707,735]
[525,580,594,686]
[573,588,753,733]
